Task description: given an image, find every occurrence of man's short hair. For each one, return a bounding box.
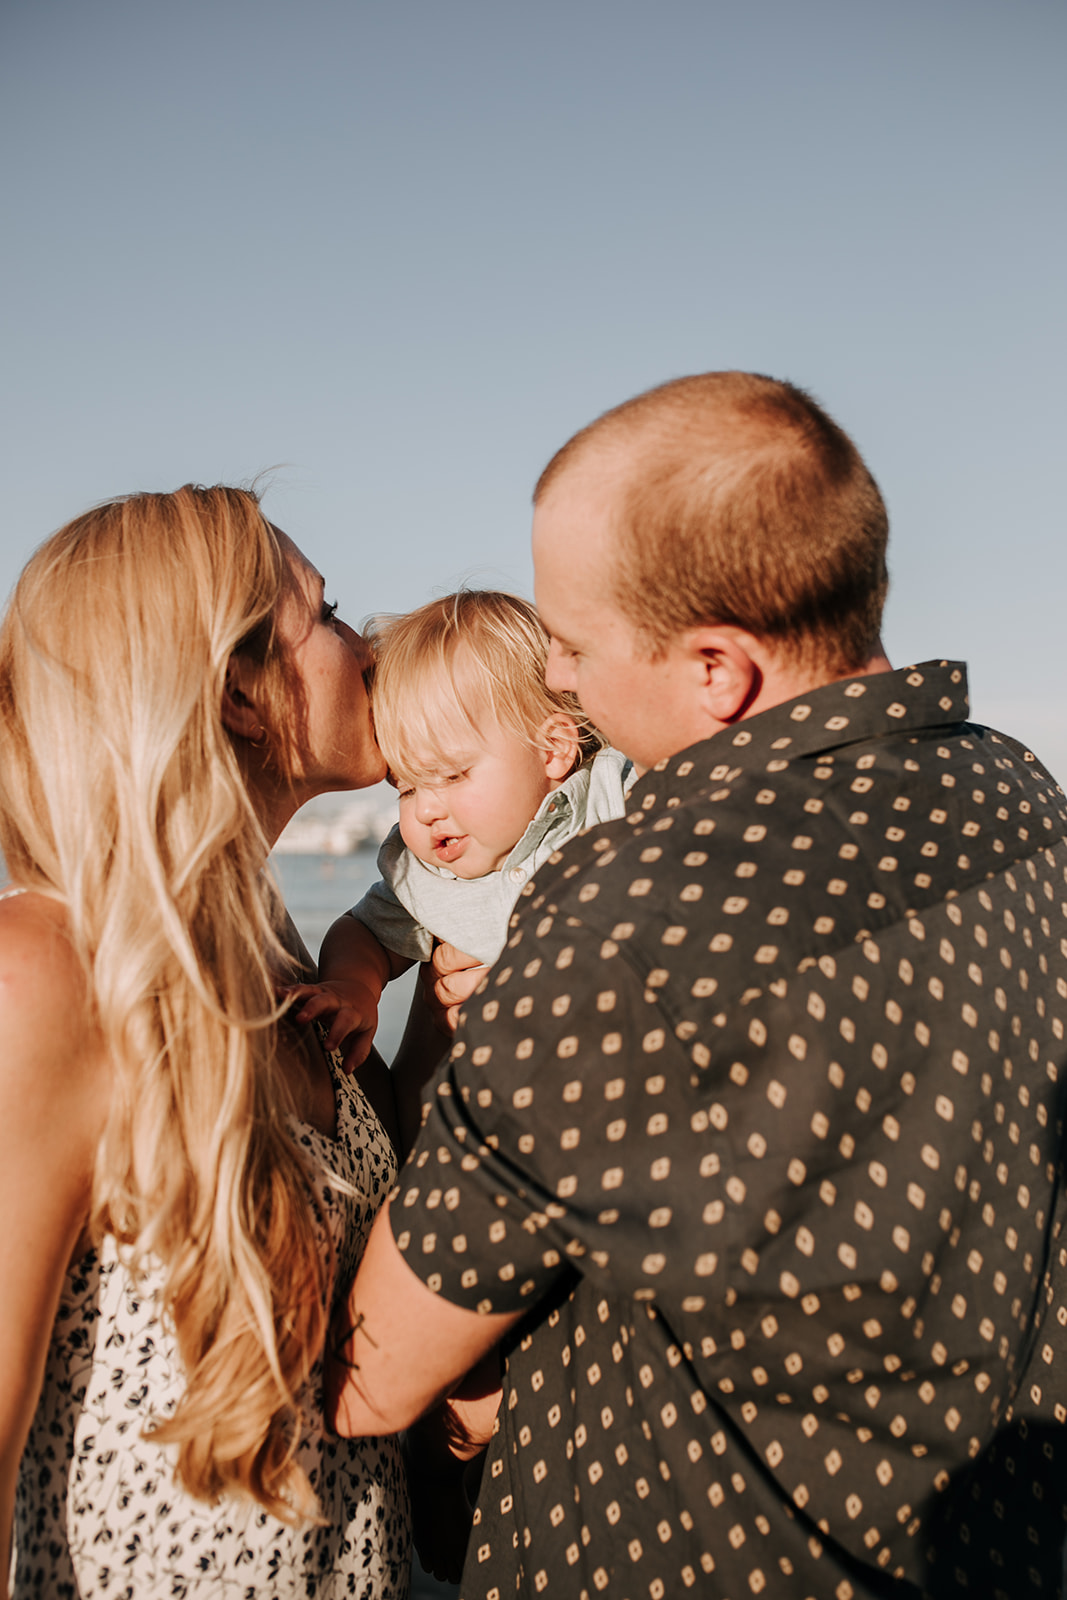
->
[534,371,889,673]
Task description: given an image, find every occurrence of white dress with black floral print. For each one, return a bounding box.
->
[14,1053,411,1598]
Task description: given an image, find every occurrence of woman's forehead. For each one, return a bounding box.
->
[271,526,322,592]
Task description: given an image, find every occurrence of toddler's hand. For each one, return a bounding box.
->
[281,980,380,1074]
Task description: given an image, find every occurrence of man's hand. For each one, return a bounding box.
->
[440,1348,503,1459]
[422,941,490,1033]
[281,979,379,1074]
[403,1354,502,1584]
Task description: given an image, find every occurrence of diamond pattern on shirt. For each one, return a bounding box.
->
[396,662,1067,1600]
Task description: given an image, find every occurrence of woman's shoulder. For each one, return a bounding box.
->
[0,890,105,1255]
[0,885,80,978]
[0,888,94,1057]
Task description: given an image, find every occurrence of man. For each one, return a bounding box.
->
[333,373,1067,1598]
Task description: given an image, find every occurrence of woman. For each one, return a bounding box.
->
[0,486,410,1597]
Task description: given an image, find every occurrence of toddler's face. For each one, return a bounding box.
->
[394,717,564,879]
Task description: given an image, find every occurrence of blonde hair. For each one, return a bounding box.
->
[535,371,889,673]
[367,589,600,779]
[0,486,328,1521]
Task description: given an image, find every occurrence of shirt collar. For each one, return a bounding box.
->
[502,760,592,868]
[633,660,970,809]
[427,762,597,882]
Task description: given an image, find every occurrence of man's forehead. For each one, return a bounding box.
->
[535,468,624,605]
[536,440,630,523]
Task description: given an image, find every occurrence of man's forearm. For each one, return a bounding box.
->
[327,1200,518,1437]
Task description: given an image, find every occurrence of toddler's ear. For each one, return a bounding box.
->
[541,714,581,781]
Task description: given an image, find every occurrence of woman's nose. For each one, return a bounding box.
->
[345,623,374,671]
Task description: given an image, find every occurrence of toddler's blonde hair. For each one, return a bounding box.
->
[367,589,600,780]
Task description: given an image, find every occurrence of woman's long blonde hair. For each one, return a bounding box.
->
[0,486,328,1521]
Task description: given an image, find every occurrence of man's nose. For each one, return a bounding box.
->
[545,637,574,692]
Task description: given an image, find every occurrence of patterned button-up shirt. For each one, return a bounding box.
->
[393,661,1067,1599]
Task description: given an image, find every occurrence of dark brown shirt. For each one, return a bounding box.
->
[395,662,1067,1599]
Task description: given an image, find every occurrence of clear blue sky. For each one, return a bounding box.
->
[3,0,1064,771]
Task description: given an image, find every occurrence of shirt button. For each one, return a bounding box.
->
[509,867,527,884]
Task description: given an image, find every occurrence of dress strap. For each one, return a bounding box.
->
[0,885,29,901]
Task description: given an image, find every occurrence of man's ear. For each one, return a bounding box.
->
[687,627,763,725]
[221,654,264,742]
[540,713,581,781]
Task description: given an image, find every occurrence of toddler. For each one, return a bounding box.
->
[289,590,631,1106]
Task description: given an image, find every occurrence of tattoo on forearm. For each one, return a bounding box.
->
[333,1309,379,1371]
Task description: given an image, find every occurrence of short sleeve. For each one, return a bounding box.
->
[390,1050,578,1315]
[389,887,721,1321]
[349,834,435,962]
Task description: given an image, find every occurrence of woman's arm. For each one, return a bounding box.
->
[0,895,107,1595]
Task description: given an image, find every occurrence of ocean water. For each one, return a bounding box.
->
[270,847,420,1062]
[0,846,419,1061]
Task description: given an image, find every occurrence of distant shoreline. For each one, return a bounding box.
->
[274,786,397,857]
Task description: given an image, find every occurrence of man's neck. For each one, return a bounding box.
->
[728,643,893,728]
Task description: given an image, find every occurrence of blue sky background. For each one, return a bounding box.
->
[3,0,1065,775]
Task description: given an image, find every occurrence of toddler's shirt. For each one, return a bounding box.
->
[349,748,632,965]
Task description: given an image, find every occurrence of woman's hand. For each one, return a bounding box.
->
[421,941,490,1034]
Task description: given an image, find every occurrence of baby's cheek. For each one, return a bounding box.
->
[396,805,418,851]
[397,806,433,865]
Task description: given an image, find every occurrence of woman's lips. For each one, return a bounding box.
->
[432,833,468,865]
